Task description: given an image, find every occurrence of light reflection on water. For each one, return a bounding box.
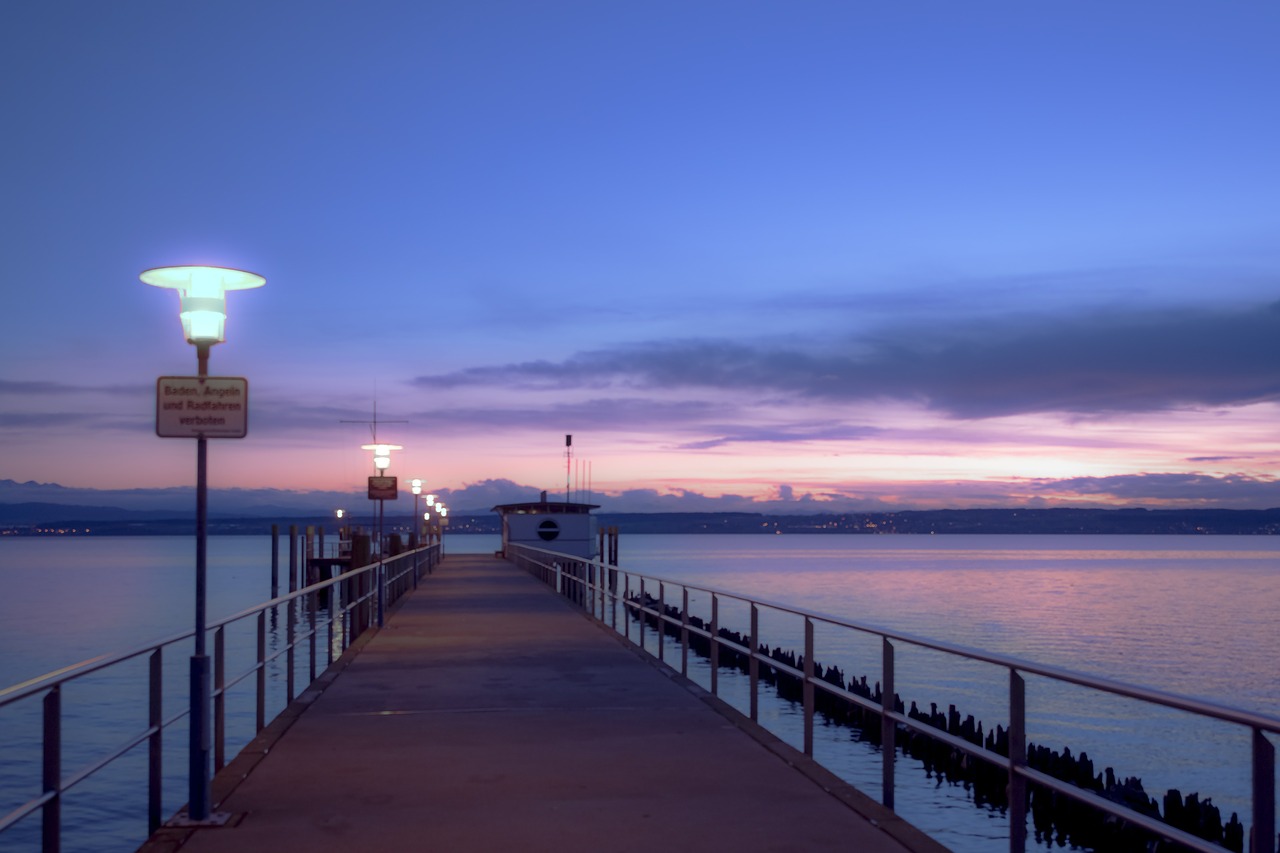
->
[619,533,1280,852]
[1,533,1278,852]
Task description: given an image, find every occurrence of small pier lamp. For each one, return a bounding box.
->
[361,443,402,471]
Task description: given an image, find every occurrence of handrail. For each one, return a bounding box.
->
[507,542,1278,853]
[0,541,441,852]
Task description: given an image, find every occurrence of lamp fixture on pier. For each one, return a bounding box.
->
[141,265,265,372]
[142,263,264,826]
[361,443,402,472]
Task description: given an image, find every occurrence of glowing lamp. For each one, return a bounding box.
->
[411,479,422,495]
[362,443,402,473]
[336,509,345,519]
[140,265,265,345]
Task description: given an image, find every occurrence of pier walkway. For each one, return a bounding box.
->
[143,554,945,853]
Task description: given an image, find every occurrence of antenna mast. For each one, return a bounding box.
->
[565,434,572,502]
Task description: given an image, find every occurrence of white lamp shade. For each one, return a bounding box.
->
[141,265,265,345]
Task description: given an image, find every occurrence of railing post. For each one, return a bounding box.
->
[149,649,162,834]
[709,594,719,697]
[286,597,296,702]
[256,611,266,733]
[309,585,318,684]
[214,626,226,772]
[623,574,631,642]
[881,637,895,811]
[271,524,279,598]
[327,581,337,666]
[288,525,298,593]
[680,588,690,677]
[1254,728,1276,853]
[1009,669,1027,853]
[588,560,596,616]
[657,582,666,664]
[609,563,617,632]
[638,578,646,651]
[803,617,814,757]
[376,559,385,628]
[749,604,759,722]
[43,685,60,853]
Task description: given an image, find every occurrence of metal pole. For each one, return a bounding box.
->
[803,617,814,756]
[1009,669,1027,853]
[376,499,385,628]
[43,685,61,853]
[881,638,896,811]
[412,493,420,588]
[189,339,212,822]
[149,650,162,834]
[1254,728,1276,853]
[270,524,279,598]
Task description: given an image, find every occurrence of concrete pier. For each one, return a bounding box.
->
[143,554,946,853]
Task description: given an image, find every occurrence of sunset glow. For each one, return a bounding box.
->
[3,3,1280,513]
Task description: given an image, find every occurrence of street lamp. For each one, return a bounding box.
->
[142,264,264,825]
[362,443,400,471]
[361,442,401,626]
[411,479,423,546]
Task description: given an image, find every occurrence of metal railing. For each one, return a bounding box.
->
[0,542,440,853]
[508,543,1278,853]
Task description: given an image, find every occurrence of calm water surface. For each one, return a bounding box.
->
[1,533,1277,852]
[615,533,1280,850]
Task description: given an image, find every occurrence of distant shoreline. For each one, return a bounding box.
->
[4,507,1280,537]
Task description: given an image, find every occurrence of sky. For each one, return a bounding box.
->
[3,1,1280,513]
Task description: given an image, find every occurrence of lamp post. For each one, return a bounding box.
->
[361,443,400,626]
[410,479,424,586]
[411,479,423,546]
[142,264,264,824]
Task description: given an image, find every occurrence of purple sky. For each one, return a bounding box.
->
[3,2,1280,512]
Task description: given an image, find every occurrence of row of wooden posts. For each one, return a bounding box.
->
[269,523,441,598]
[629,593,1257,853]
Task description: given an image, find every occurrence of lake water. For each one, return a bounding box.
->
[1,533,1277,852]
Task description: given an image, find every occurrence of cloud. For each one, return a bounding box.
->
[411,300,1280,419]
[5,470,1276,515]
[676,422,880,450]
[1032,472,1280,507]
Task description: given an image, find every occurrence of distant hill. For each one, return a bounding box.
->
[595,508,1280,535]
[6,505,1280,536]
